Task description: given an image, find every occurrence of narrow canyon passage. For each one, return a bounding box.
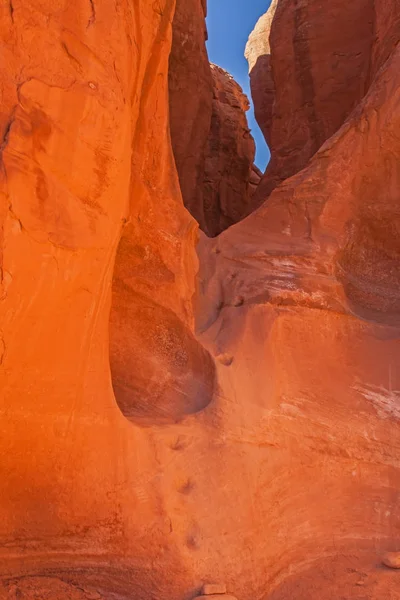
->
[168,0,269,237]
[0,1,399,600]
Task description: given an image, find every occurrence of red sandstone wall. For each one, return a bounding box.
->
[247,0,376,204]
[201,64,256,236]
[169,1,258,236]
[0,1,214,595]
[0,0,399,599]
[168,0,213,231]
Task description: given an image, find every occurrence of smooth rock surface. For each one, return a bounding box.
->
[195,596,237,600]
[0,0,214,595]
[0,0,399,599]
[196,1,400,598]
[267,554,400,599]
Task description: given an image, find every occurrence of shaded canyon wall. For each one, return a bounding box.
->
[169,0,259,236]
[246,0,389,206]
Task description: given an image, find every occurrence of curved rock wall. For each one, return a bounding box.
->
[0,0,399,599]
[245,0,278,148]
[197,1,400,597]
[247,0,376,203]
[0,0,214,594]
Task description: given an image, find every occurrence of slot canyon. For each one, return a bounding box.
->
[0,0,399,598]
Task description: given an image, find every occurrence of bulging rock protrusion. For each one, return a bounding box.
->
[110,215,216,425]
[110,255,216,425]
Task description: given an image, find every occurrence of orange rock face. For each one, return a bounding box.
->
[196,0,400,597]
[248,0,379,203]
[0,0,214,593]
[245,0,278,149]
[0,0,399,599]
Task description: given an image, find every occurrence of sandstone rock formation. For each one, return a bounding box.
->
[202,583,228,595]
[169,3,258,236]
[0,0,214,593]
[196,1,400,598]
[168,0,213,230]
[247,0,380,204]
[0,0,399,599]
[245,0,278,148]
[202,64,257,236]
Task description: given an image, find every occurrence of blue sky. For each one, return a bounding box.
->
[206,0,272,170]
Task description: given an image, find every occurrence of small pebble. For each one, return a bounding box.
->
[382,551,400,569]
[216,353,234,366]
[232,296,244,307]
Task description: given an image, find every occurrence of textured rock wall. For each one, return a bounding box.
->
[245,0,278,148]
[202,64,257,237]
[197,1,400,598]
[247,0,376,203]
[0,0,214,594]
[169,2,258,236]
[0,0,399,599]
[168,0,213,231]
